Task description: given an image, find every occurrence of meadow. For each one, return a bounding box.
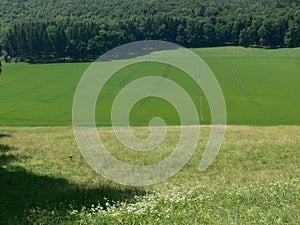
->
[0,126,299,224]
[0,126,300,224]
[0,47,300,224]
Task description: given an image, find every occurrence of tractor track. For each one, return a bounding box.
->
[231,61,282,122]
[1,66,81,102]
[97,63,144,102]
[0,68,46,88]
[262,60,299,98]
[119,63,144,86]
[130,65,171,117]
[0,87,76,117]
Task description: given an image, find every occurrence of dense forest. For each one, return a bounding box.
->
[0,0,300,62]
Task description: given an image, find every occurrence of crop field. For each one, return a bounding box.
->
[0,47,300,224]
[0,47,300,126]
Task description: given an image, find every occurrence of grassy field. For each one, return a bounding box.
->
[0,125,299,224]
[0,47,299,224]
[0,47,300,126]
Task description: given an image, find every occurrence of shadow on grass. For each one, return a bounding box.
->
[0,141,145,224]
[0,134,12,138]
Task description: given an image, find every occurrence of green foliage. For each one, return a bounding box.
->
[0,0,300,62]
[0,0,294,24]
[285,20,300,47]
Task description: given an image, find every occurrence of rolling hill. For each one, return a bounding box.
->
[0,47,299,126]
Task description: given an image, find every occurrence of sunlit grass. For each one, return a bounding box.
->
[0,125,299,224]
[1,47,300,126]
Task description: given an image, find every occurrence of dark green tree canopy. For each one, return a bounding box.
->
[0,0,299,62]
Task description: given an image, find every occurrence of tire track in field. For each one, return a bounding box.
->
[262,60,299,97]
[0,87,76,117]
[119,63,144,86]
[291,59,300,69]
[0,68,46,88]
[231,61,282,122]
[196,89,205,121]
[0,65,82,117]
[1,66,82,102]
[48,111,71,119]
[0,117,37,122]
[130,65,171,117]
[0,64,31,87]
[98,63,144,101]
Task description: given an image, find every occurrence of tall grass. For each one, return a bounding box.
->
[0,125,299,224]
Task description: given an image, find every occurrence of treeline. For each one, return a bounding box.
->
[0,0,300,62]
[1,0,300,25]
[2,15,300,63]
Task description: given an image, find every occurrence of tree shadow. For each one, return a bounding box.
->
[0,140,145,224]
[97,40,180,61]
[0,134,12,138]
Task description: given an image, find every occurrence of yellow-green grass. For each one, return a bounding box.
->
[1,47,299,224]
[0,126,299,224]
[0,47,300,126]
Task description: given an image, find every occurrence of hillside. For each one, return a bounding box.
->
[1,47,299,126]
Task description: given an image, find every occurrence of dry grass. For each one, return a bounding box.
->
[0,125,299,224]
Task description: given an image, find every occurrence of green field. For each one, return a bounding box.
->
[1,47,299,126]
[1,47,300,224]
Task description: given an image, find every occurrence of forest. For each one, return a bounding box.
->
[0,0,300,62]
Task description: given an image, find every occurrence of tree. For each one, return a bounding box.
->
[284,20,300,47]
[203,23,216,46]
[1,0,300,62]
[240,20,260,47]
[258,19,281,47]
